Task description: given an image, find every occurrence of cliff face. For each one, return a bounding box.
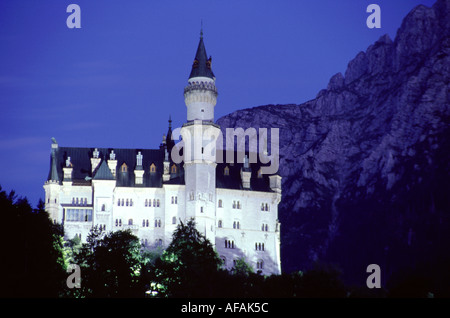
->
[217,0,450,285]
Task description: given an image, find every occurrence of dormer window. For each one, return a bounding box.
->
[150,163,156,173]
[121,163,128,173]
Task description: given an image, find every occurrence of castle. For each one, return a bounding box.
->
[43,32,282,275]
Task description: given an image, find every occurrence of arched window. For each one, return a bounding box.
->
[218,199,222,208]
[101,204,105,212]
[126,199,129,206]
[142,219,146,227]
[172,217,176,224]
[218,220,223,228]
[157,199,160,207]
[121,163,128,173]
[257,260,264,269]
[128,219,133,225]
[150,163,156,173]
[265,203,269,211]
[224,166,230,176]
[145,199,148,207]
[153,199,156,207]
[225,240,235,249]
[121,199,124,206]
[146,219,149,227]
[171,164,177,174]
[261,203,265,211]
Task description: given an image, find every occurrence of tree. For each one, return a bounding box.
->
[152,218,223,297]
[0,186,66,297]
[298,262,347,298]
[230,257,254,277]
[72,227,145,297]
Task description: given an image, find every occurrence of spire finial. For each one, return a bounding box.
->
[200,20,203,39]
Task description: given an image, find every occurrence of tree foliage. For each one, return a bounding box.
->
[152,218,223,297]
[71,227,145,298]
[0,186,66,297]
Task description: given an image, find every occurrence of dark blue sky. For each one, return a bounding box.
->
[0,0,435,206]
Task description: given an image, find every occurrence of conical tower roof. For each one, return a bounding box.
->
[188,31,215,80]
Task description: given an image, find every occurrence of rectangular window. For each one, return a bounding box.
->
[66,208,92,222]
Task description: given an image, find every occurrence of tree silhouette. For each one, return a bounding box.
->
[0,186,66,297]
[72,227,145,297]
[151,218,223,297]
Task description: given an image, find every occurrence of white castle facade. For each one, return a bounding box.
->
[43,33,282,275]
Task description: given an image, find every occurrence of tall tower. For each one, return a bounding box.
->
[182,30,220,243]
[43,138,61,224]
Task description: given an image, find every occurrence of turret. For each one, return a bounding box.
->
[184,30,218,123]
[182,30,220,243]
[43,138,62,223]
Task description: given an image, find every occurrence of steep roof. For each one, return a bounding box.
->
[93,159,114,180]
[188,34,215,80]
[47,146,274,192]
[48,146,60,182]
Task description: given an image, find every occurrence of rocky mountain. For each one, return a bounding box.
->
[217,0,450,287]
